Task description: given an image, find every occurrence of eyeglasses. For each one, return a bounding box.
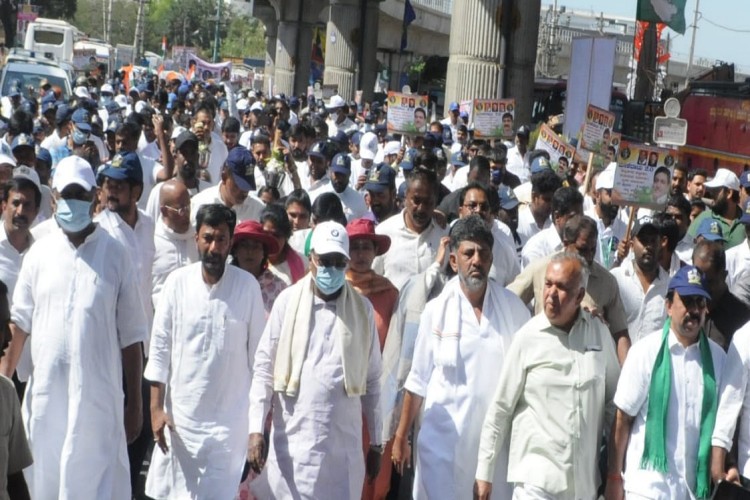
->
[313,255,348,269]
[163,205,190,216]
[462,202,490,213]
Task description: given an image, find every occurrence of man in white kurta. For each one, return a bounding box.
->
[248,221,383,499]
[144,205,265,498]
[394,215,531,500]
[0,155,148,499]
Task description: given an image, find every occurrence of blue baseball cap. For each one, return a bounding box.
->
[289,96,300,108]
[71,108,91,132]
[498,185,519,210]
[307,141,327,159]
[225,146,255,192]
[449,102,459,112]
[696,217,725,242]
[42,101,57,114]
[450,151,468,167]
[351,131,363,146]
[55,104,73,126]
[99,151,143,184]
[365,163,396,193]
[11,133,34,152]
[105,100,121,114]
[433,147,446,163]
[741,170,750,189]
[331,153,351,175]
[36,147,51,165]
[740,199,750,225]
[400,148,418,171]
[668,265,711,301]
[530,156,551,174]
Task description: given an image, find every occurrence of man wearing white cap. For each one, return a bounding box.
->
[585,164,627,269]
[326,95,356,137]
[247,221,383,499]
[688,167,745,249]
[352,131,378,191]
[0,155,148,499]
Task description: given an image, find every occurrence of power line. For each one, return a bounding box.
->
[701,16,750,34]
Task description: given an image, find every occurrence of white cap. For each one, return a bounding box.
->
[74,86,91,99]
[100,83,114,95]
[705,168,740,191]
[0,154,17,168]
[384,141,401,157]
[360,132,378,160]
[250,102,264,112]
[171,125,187,140]
[134,101,149,114]
[114,95,128,109]
[236,98,249,111]
[326,95,346,110]
[595,163,616,190]
[311,221,350,259]
[13,165,41,191]
[52,156,96,192]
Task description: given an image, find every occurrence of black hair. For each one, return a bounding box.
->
[449,214,494,251]
[458,182,488,206]
[116,121,141,142]
[221,117,241,134]
[260,203,292,239]
[193,101,216,119]
[285,188,312,213]
[552,186,584,217]
[9,110,33,136]
[311,192,347,227]
[667,194,691,218]
[693,239,726,274]
[654,166,671,180]
[673,163,688,176]
[562,215,598,244]
[251,134,271,148]
[414,150,438,171]
[258,185,280,203]
[653,212,679,252]
[2,178,41,208]
[531,169,563,195]
[195,203,236,236]
[468,155,491,175]
[406,168,439,199]
[689,169,708,181]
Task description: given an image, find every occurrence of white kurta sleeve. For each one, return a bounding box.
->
[246,279,266,377]
[116,247,149,349]
[601,321,622,438]
[476,332,528,483]
[10,253,34,333]
[713,326,750,451]
[403,304,435,398]
[361,308,383,445]
[143,274,175,384]
[612,340,652,418]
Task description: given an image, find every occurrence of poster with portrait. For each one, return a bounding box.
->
[386,92,429,134]
[185,54,232,82]
[613,141,675,210]
[580,104,615,155]
[535,123,576,173]
[472,99,515,139]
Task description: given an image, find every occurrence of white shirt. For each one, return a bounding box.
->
[304,176,332,202]
[610,259,669,344]
[247,286,381,499]
[373,210,448,289]
[138,133,160,162]
[12,226,148,499]
[205,132,229,186]
[520,226,561,269]
[615,329,726,499]
[144,263,265,499]
[490,223,521,286]
[476,311,620,497]
[675,233,695,263]
[506,146,529,183]
[726,241,750,291]
[40,129,66,151]
[714,322,750,476]
[585,207,627,269]
[190,184,265,226]
[0,223,31,301]
[321,184,368,222]
[327,116,356,137]
[406,279,531,500]
[516,205,551,248]
[151,219,198,308]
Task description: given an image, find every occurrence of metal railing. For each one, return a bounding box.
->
[411,0,452,15]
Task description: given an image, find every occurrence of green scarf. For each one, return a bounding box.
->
[640,317,717,499]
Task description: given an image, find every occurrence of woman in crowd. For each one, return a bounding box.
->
[260,203,307,285]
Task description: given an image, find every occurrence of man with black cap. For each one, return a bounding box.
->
[190,145,264,225]
[607,264,725,500]
[365,163,399,224]
[43,104,73,160]
[303,141,332,199]
[325,152,367,221]
[506,125,531,183]
[611,216,669,344]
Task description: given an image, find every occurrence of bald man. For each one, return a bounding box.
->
[152,180,199,307]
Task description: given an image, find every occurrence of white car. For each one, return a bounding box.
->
[0,53,72,118]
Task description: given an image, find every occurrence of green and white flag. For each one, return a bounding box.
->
[637,0,687,34]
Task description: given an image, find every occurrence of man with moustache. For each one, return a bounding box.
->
[324,153,367,221]
[364,163,399,224]
[586,165,627,269]
[393,215,530,500]
[303,141,333,200]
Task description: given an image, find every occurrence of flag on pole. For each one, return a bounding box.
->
[400,0,417,52]
[636,0,687,34]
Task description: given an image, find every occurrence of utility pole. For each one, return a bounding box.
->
[106,0,113,44]
[685,0,700,87]
[134,0,146,62]
[212,0,222,63]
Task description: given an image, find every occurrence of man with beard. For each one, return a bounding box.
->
[326,95,357,137]
[611,216,669,344]
[392,215,530,500]
[115,121,169,211]
[688,168,745,249]
[364,163,399,224]
[607,265,725,500]
[373,169,448,289]
[515,168,560,247]
[324,153,367,221]
[303,141,333,200]
[476,252,620,500]
[586,165,627,269]
[671,164,688,197]
[95,151,156,494]
[667,194,694,263]
[144,203,265,498]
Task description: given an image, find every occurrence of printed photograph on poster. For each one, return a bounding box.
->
[580,104,615,155]
[472,99,515,139]
[386,92,429,134]
[608,132,622,158]
[186,54,232,82]
[535,123,576,173]
[612,141,674,210]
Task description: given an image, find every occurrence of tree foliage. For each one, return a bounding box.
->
[67,0,138,46]
[221,16,265,60]
[144,0,221,58]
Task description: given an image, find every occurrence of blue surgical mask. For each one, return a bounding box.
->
[315,265,346,295]
[55,198,93,233]
[491,169,503,185]
[72,127,89,146]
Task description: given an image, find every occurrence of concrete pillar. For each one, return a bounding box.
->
[505,0,541,127]
[444,0,504,106]
[360,0,380,102]
[323,0,360,100]
[275,20,299,96]
[273,0,325,97]
[254,3,279,95]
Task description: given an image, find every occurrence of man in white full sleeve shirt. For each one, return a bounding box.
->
[144,204,265,499]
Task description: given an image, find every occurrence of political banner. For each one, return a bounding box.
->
[580,104,615,155]
[472,99,515,139]
[72,49,97,72]
[185,54,232,82]
[459,100,473,126]
[535,123,576,173]
[613,141,675,210]
[386,92,429,134]
[171,46,197,74]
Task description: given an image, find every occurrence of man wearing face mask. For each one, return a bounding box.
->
[585,165,627,269]
[247,221,383,499]
[0,155,148,499]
